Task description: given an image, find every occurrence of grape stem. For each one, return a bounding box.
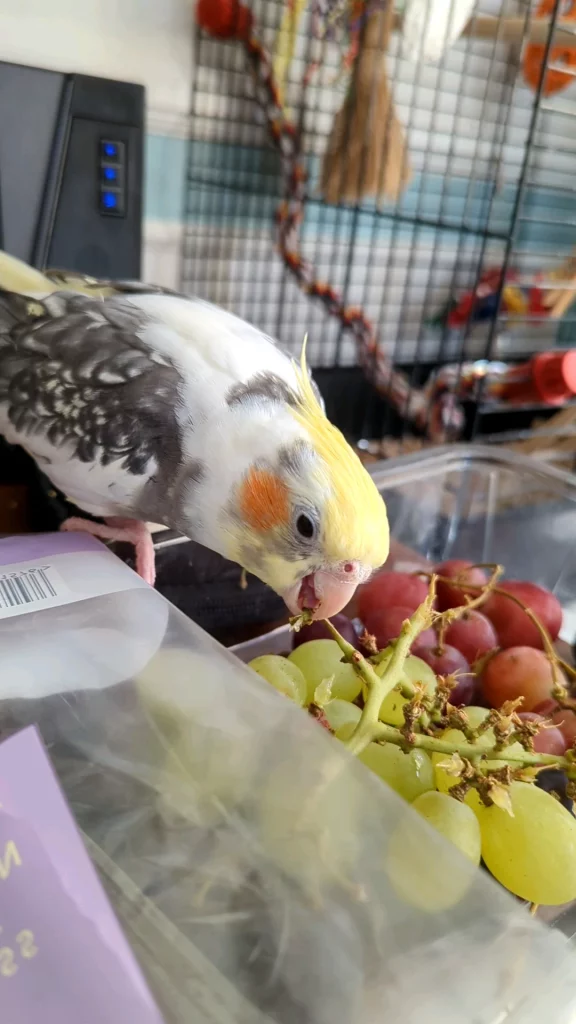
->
[557,657,576,690]
[417,569,569,696]
[325,580,438,758]
[322,566,576,784]
[372,721,571,770]
[428,564,503,655]
[378,564,503,708]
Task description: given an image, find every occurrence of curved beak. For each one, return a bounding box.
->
[282,568,359,621]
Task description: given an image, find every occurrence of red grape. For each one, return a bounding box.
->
[482,581,562,650]
[291,613,358,650]
[517,712,567,755]
[482,646,559,711]
[415,643,470,677]
[533,698,560,717]
[415,643,474,704]
[444,610,498,665]
[449,675,478,707]
[362,606,435,652]
[552,709,576,747]
[357,572,429,624]
[435,560,487,611]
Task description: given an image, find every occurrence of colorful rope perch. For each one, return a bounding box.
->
[195,0,464,442]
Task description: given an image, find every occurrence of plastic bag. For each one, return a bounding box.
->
[1,533,576,1023]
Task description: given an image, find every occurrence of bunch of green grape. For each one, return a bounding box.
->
[249,635,576,909]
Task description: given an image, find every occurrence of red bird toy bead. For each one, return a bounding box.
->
[196,0,253,40]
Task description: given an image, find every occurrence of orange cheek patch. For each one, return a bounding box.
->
[239,468,290,532]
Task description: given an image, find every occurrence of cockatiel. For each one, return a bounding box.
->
[0,251,389,620]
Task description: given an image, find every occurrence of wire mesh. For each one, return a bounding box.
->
[182,1,576,445]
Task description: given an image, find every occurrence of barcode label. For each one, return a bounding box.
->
[0,547,149,623]
[0,564,67,617]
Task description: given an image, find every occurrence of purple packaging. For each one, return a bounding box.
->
[0,726,165,1023]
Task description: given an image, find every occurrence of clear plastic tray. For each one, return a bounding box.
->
[371,444,576,575]
[232,445,576,941]
[370,444,576,646]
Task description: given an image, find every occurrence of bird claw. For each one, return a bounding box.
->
[60,516,156,586]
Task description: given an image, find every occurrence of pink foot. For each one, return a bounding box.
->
[60,516,156,586]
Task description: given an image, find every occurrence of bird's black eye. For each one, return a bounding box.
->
[296,513,315,539]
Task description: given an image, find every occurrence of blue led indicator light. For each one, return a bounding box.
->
[102,192,118,210]
[103,167,117,181]
[103,143,117,158]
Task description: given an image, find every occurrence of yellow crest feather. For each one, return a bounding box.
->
[290,337,389,568]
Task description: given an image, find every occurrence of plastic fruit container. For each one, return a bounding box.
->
[233,444,576,941]
[369,444,576,609]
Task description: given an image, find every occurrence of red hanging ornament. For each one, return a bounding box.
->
[523,0,576,97]
[196,0,253,40]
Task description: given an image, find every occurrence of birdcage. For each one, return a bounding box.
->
[182,0,576,466]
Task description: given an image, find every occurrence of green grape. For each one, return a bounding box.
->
[412,791,481,863]
[473,781,576,905]
[332,662,363,702]
[248,655,307,706]
[377,652,437,726]
[136,649,257,825]
[136,647,202,738]
[335,721,358,741]
[337,723,435,802]
[258,757,360,897]
[432,726,490,793]
[386,791,480,911]
[361,743,436,803]
[288,640,361,704]
[159,733,251,827]
[403,654,439,692]
[464,706,491,730]
[323,698,362,733]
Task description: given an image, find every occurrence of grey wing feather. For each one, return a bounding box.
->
[43,268,186,299]
[0,289,184,476]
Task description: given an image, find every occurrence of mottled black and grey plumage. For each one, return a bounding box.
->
[43,267,185,299]
[0,258,309,530]
[0,289,184,475]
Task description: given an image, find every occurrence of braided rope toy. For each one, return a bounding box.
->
[195,0,465,442]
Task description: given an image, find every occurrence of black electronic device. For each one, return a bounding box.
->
[0,61,144,278]
[0,62,145,531]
